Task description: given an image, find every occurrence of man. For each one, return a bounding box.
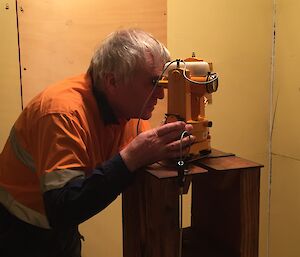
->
[0,29,194,257]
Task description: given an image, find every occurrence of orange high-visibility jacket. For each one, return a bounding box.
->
[0,74,150,229]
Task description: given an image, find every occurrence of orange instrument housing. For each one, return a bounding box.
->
[159,57,218,156]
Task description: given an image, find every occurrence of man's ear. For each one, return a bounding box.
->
[103,73,117,93]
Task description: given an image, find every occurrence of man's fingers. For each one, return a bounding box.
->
[155,122,194,145]
[158,129,188,144]
[165,135,195,152]
[156,121,186,137]
[184,124,193,133]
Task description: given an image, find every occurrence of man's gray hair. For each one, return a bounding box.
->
[88,28,170,88]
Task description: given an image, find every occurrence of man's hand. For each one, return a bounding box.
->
[120,121,195,172]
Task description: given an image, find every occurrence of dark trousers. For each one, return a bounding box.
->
[0,203,82,257]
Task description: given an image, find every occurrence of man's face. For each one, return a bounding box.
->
[110,60,165,120]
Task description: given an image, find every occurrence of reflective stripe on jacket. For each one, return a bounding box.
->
[0,74,150,228]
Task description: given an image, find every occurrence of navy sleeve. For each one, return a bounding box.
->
[43,154,134,227]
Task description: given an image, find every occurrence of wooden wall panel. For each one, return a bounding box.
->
[0,0,22,151]
[168,1,272,257]
[269,0,300,256]
[17,0,167,106]
[272,0,300,161]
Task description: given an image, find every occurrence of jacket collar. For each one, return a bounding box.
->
[87,73,125,125]
[92,86,120,125]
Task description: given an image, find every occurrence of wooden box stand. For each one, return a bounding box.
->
[122,150,263,257]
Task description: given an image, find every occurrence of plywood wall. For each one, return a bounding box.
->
[168,1,273,257]
[0,0,22,151]
[269,1,300,256]
[17,0,167,106]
